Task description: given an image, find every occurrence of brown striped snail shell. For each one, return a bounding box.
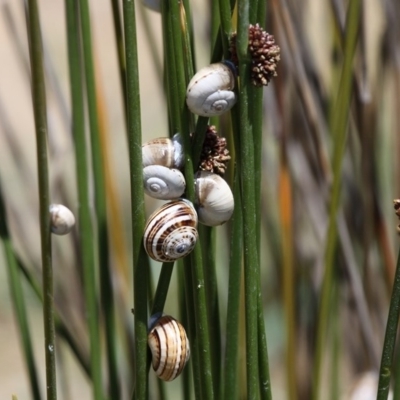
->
[143,199,198,262]
[143,165,186,200]
[142,133,184,169]
[49,204,75,235]
[194,171,234,226]
[186,62,237,117]
[148,314,190,381]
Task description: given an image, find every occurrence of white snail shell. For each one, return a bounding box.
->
[49,204,75,235]
[194,171,234,226]
[144,199,198,262]
[142,134,184,169]
[143,165,186,200]
[186,62,237,117]
[148,314,190,381]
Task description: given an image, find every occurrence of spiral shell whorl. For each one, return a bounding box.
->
[49,204,75,235]
[186,62,237,117]
[142,134,184,169]
[144,200,198,262]
[148,315,190,381]
[143,165,186,200]
[195,171,234,226]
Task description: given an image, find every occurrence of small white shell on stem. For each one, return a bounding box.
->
[148,314,190,381]
[186,62,237,117]
[194,171,234,226]
[49,204,75,235]
[142,134,184,169]
[143,165,186,200]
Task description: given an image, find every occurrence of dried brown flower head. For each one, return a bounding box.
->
[198,126,231,176]
[230,23,280,87]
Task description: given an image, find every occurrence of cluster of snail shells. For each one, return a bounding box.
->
[148,314,190,381]
[186,62,237,117]
[142,134,186,201]
[142,135,234,262]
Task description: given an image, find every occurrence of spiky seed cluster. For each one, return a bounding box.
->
[230,24,280,87]
[198,126,231,176]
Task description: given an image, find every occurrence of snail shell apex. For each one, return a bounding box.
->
[148,315,190,381]
[186,62,237,117]
[195,171,234,226]
[144,199,198,262]
[49,204,75,235]
[143,165,186,200]
[142,134,184,169]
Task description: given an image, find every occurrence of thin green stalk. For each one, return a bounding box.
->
[237,1,260,397]
[78,1,120,397]
[151,262,175,315]
[110,0,128,122]
[122,2,149,399]
[200,225,221,397]
[16,257,91,377]
[0,185,42,400]
[64,1,103,399]
[311,1,361,398]
[377,247,400,400]
[26,1,56,398]
[223,175,243,400]
[250,4,273,399]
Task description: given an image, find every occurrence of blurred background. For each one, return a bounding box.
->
[0,0,399,399]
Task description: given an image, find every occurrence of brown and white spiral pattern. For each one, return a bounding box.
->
[143,199,198,262]
[148,315,190,381]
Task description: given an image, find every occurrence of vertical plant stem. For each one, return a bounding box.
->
[279,149,296,400]
[0,185,42,400]
[122,2,149,399]
[26,1,56,398]
[64,1,103,399]
[223,176,243,400]
[78,1,120,397]
[110,0,128,120]
[377,247,400,400]
[236,1,261,398]
[311,1,361,398]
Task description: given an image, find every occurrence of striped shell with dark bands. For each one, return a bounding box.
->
[148,315,190,381]
[143,199,198,262]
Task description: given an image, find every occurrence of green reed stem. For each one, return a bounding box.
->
[123,2,149,399]
[16,255,91,377]
[236,1,262,397]
[223,175,243,400]
[64,2,103,399]
[110,0,128,121]
[151,262,174,314]
[377,247,400,400]
[78,1,120,397]
[200,226,221,397]
[26,1,56,398]
[0,185,42,400]
[312,1,361,398]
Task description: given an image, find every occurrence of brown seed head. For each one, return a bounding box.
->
[230,24,280,87]
[198,126,231,176]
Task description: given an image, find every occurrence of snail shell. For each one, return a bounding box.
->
[186,62,237,117]
[148,314,190,381]
[144,199,198,262]
[143,165,186,200]
[194,171,234,226]
[49,204,75,235]
[142,133,184,169]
